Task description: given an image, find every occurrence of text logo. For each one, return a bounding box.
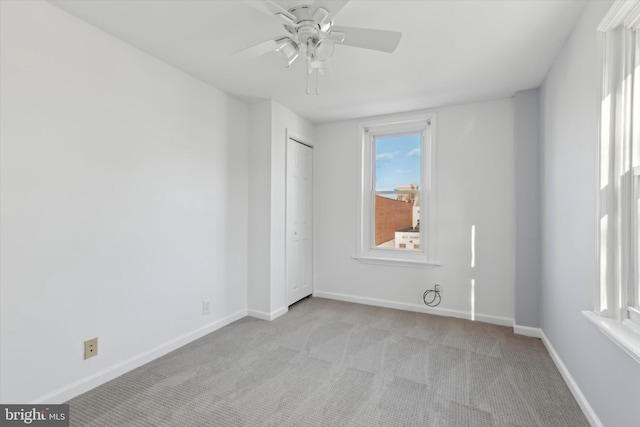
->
[0,405,69,427]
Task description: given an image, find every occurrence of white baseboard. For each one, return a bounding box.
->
[247,306,288,321]
[313,290,513,327]
[513,323,542,338]
[540,331,603,427]
[30,308,247,404]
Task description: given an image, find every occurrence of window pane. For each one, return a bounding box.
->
[374,191,421,250]
[374,133,422,191]
[373,133,422,251]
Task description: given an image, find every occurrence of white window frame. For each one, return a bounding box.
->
[354,111,441,268]
[630,166,640,323]
[585,0,640,364]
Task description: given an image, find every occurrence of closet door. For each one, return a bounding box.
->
[286,138,313,305]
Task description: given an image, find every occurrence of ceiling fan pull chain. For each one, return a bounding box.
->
[316,67,320,95]
[306,56,311,95]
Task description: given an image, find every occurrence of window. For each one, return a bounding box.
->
[355,112,439,267]
[586,0,640,363]
[631,166,640,324]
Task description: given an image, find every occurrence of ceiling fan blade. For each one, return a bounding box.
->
[311,0,349,23]
[233,39,277,60]
[328,31,345,43]
[331,26,402,53]
[242,0,297,22]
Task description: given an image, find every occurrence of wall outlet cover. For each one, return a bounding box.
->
[84,337,98,360]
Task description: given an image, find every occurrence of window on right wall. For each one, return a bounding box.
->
[586,0,640,363]
[631,164,640,324]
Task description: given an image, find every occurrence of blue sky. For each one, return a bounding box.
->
[375,133,421,191]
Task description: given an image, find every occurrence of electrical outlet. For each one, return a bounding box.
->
[84,337,98,360]
[202,299,211,315]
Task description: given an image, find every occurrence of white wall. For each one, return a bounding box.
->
[0,0,249,403]
[247,100,314,319]
[539,1,640,425]
[314,99,515,324]
[514,89,541,329]
[248,102,272,315]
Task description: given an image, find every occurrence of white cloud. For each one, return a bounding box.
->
[407,148,421,158]
[376,151,397,161]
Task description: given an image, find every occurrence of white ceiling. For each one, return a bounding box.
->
[49,0,586,124]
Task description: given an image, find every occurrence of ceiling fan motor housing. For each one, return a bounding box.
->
[283,5,336,63]
[296,22,318,43]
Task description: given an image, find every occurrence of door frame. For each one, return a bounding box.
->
[285,129,314,306]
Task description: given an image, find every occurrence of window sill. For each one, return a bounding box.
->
[583,311,640,364]
[352,256,442,269]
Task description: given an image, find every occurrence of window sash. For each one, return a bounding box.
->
[371,190,423,252]
[367,125,428,255]
[631,168,640,316]
[372,132,423,192]
[370,127,424,253]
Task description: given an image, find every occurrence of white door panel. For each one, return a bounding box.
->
[286,139,313,305]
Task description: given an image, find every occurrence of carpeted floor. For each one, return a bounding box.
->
[67,297,589,426]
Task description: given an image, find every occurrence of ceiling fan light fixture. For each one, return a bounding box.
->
[312,7,330,25]
[309,37,334,61]
[275,38,299,67]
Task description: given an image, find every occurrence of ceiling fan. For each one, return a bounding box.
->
[234,0,402,94]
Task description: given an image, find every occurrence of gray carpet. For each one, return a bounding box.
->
[67,297,589,426]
